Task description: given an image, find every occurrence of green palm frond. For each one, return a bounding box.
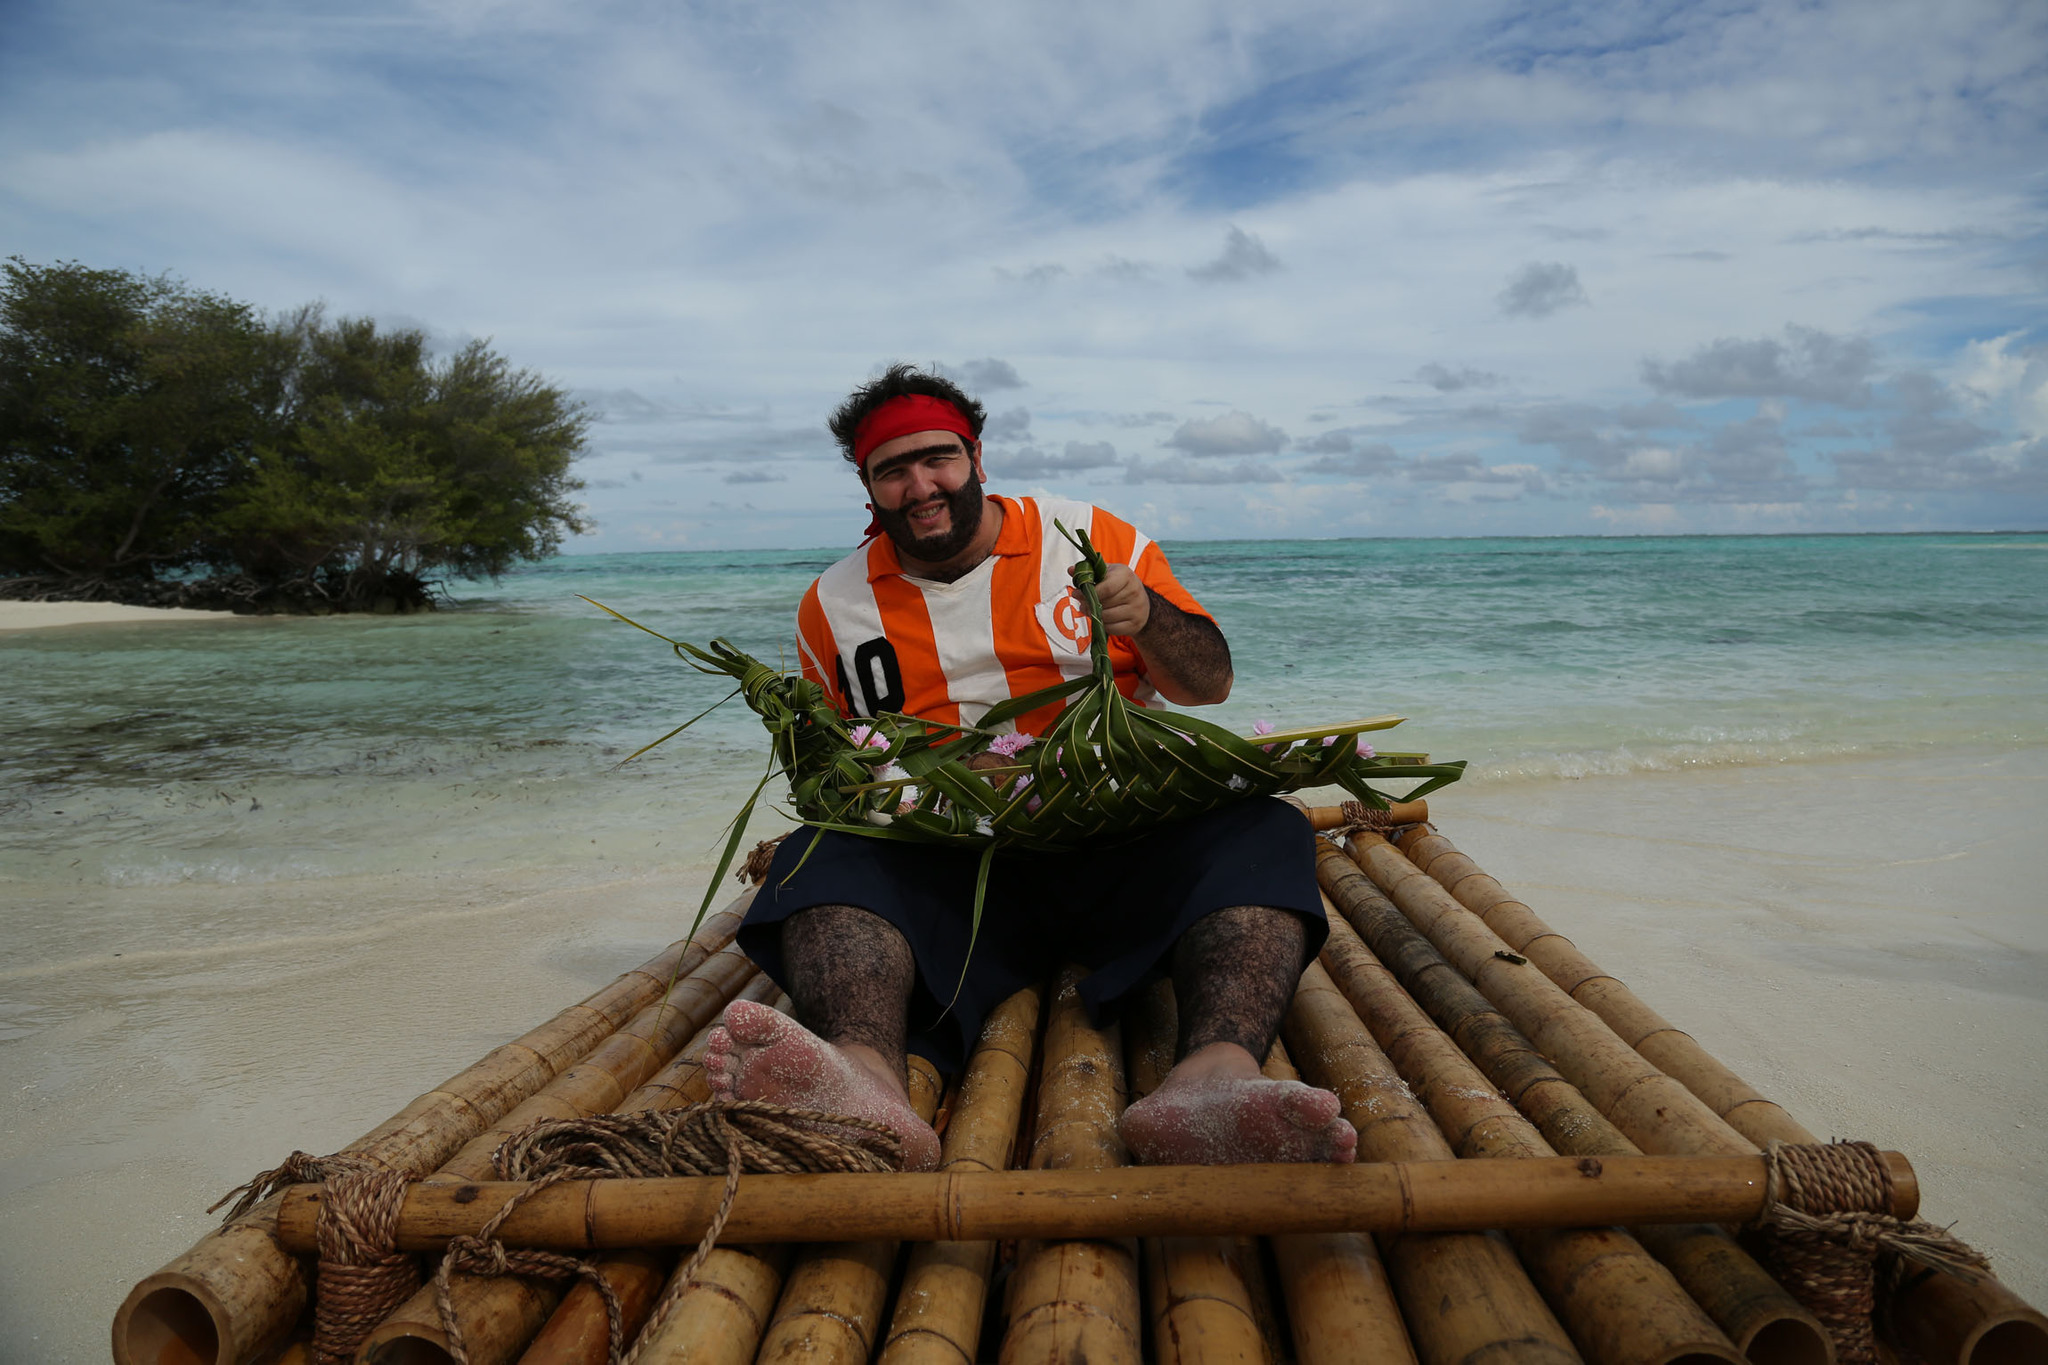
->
[585,523,1464,941]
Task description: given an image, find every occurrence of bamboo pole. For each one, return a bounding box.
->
[1313,852,1832,1365]
[1123,977,1272,1365]
[1298,799,1429,830]
[515,974,784,1365]
[617,991,806,1365]
[271,1152,1918,1252]
[584,991,804,1365]
[111,901,749,1365]
[878,983,1046,1365]
[750,1055,948,1365]
[1393,826,1807,1145]
[1392,826,2048,1365]
[1316,902,1744,1365]
[628,982,946,1365]
[1260,1039,1420,1365]
[1344,833,1754,1161]
[357,939,762,1365]
[1281,959,1586,1365]
[997,965,1145,1365]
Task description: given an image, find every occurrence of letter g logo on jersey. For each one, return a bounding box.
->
[1037,586,1093,655]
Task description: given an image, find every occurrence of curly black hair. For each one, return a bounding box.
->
[827,363,987,469]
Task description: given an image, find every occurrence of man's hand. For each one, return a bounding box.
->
[1092,563,1152,636]
[1070,561,1232,705]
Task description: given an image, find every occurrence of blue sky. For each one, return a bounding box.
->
[4,0,2045,549]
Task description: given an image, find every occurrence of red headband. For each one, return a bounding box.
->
[851,394,976,469]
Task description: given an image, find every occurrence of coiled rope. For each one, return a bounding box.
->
[211,1152,420,1365]
[217,1100,902,1365]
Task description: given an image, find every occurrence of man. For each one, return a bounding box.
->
[706,364,1355,1171]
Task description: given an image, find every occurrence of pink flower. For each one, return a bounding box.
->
[848,724,888,750]
[988,731,1035,758]
[1356,739,1376,759]
[1322,735,1338,747]
[1252,720,1274,736]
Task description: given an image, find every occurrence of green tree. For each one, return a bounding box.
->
[217,313,588,607]
[1,260,589,611]
[0,258,283,579]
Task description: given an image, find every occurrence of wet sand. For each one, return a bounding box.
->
[1446,748,2047,1308]
[2,749,2043,1360]
[0,602,237,632]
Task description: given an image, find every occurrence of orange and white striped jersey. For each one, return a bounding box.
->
[795,495,1213,735]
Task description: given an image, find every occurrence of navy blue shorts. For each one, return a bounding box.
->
[735,798,1324,1073]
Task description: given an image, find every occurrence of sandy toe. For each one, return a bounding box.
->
[706,999,941,1171]
[1122,1074,1359,1165]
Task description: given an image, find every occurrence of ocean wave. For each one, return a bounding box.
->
[1463,733,2010,783]
[100,856,344,887]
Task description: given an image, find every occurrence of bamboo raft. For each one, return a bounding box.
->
[114,807,2048,1365]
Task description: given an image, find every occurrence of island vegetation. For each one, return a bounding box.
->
[0,257,588,613]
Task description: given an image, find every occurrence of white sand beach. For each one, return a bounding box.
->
[1,750,2043,1360]
[0,601,238,632]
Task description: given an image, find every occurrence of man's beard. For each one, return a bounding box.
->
[877,472,986,563]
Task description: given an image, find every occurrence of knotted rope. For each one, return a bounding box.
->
[218,1102,903,1365]
[1748,1139,1991,1365]
[451,1101,901,1365]
[211,1152,421,1365]
[1321,800,1408,839]
[738,833,789,885]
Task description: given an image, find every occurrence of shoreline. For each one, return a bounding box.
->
[0,601,240,632]
[0,750,2042,1359]
[1440,749,2046,1306]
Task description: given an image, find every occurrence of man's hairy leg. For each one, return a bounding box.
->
[1119,905,1357,1165]
[706,904,941,1170]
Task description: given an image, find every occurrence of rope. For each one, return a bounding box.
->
[210,1152,421,1365]
[1319,801,1415,840]
[432,1165,622,1365]
[482,1102,902,1365]
[220,1102,904,1365]
[1749,1139,1991,1365]
[738,833,789,885]
[226,1128,1993,1365]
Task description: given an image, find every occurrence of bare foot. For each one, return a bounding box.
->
[705,999,941,1171]
[1120,1044,1358,1165]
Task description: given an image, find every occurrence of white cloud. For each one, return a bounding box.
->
[1590,503,1682,531]
[1299,440,1401,476]
[1188,225,1282,282]
[1498,261,1589,318]
[3,0,2042,543]
[1642,326,1878,406]
[1954,333,2048,438]
[943,357,1026,391]
[992,441,1120,479]
[1622,447,1683,480]
[1164,412,1289,456]
[1415,363,1507,392]
[983,407,1032,440]
[1125,456,1285,485]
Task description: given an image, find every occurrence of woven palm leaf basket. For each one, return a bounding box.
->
[587,522,1468,929]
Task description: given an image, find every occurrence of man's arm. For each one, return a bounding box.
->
[1092,564,1233,706]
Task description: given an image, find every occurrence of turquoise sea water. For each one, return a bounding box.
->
[5,533,2046,890]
